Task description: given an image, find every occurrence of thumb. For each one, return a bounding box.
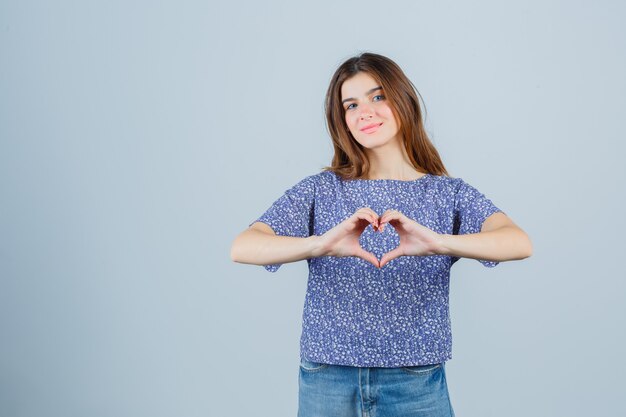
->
[379,247,404,268]
[355,247,380,269]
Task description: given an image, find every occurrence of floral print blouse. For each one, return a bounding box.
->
[250,170,504,367]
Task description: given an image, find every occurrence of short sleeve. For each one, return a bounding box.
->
[451,178,505,268]
[248,175,316,272]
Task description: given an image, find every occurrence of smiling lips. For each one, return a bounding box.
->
[360,123,383,134]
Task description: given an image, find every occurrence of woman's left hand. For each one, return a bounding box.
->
[377,209,443,268]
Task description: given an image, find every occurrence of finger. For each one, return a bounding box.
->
[355,208,380,230]
[379,247,404,268]
[365,207,380,223]
[357,206,379,215]
[352,210,376,226]
[361,207,381,227]
[379,210,404,227]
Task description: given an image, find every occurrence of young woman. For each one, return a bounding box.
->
[231,52,532,417]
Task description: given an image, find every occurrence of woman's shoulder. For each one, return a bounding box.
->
[290,170,335,185]
[279,170,336,195]
[299,169,340,186]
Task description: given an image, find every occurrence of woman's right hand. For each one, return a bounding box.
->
[313,207,382,268]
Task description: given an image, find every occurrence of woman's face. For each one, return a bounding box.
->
[341,72,401,150]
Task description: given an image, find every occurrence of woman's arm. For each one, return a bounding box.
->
[437,212,533,262]
[232,208,385,269]
[230,222,323,266]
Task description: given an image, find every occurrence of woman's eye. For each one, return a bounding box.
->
[345,95,384,111]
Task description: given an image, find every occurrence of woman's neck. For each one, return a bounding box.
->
[364,139,423,180]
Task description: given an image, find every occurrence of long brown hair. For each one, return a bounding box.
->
[322,52,449,179]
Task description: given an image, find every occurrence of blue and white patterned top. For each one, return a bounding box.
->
[249,170,504,367]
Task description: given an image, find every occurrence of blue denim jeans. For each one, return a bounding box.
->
[298,358,455,417]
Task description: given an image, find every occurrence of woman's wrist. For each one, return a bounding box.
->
[308,235,327,258]
[434,234,452,256]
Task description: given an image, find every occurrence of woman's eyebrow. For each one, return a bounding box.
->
[341,86,383,104]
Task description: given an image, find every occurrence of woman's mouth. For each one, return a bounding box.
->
[360,123,382,134]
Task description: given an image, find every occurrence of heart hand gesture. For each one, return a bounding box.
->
[316,207,443,268]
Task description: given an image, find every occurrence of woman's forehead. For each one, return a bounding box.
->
[341,73,382,98]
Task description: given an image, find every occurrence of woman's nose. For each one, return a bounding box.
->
[359,104,375,119]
